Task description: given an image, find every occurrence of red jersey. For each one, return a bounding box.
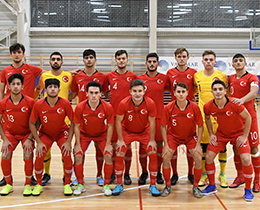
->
[0,95,35,135]
[137,72,170,118]
[117,96,156,133]
[229,72,259,117]
[106,71,137,116]
[74,99,114,137]
[204,97,245,137]
[71,70,108,102]
[30,97,73,138]
[167,67,197,101]
[161,100,203,139]
[0,64,42,98]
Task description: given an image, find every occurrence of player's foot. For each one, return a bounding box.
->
[109,174,117,184]
[32,184,43,196]
[73,184,86,196]
[193,186,203,198]
[96,176,104,186]
[170,174,178,186]
[229,177,245,188]
[202,184,217,195]
[188,174,194,185]
[149,185,160,197]
[64,184,73,196]
[198,173,208,187]
[31,176,37,186]
[160,186,171,197]
[23,185,32,196]
[218,173,228,188]
[244,189,254,202]
[124,174,132,185]
[0,184,13,196]
[112,184,124,196]
[102,184,112,196]
[253,182,260,193]
[0,177,6,186]
[156,172,164,184]
[138,172,148,185]
[42,173,51,186]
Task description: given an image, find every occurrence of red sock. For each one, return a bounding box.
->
[124,148,132,175]
[63,155,73,185]
[187,150,194,175]
[1,158,12,185]
[251,155,260,184]
[157,146,163,172]
[74,163,84,185]
[24,158,33,185]
[96,149,104,177]
[35,154,45,186]
[171,150,178,175]
[115,156,124,185]
[234,154,243,178]
[139,146,148,173]
[242,164,253,189]
[205,162,215,185]
[162,167,171,186]
[104,163,113,185]
[148,153,158,185]
[193,168,202,187]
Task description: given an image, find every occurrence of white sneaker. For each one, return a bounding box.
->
[73,184,86,195]
[102,184,112,196]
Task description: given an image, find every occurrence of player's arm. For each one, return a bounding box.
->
[147,116,156,153]
[34,76,44,100]
[116,114,126,152]
[232,85,258,106]
[0,114,13,155]
[68,91,78,100]
[0,82,6,100]
[61,121,74,156]
[104,123,113,155]
[103,91,111,100]
[205,114,217,146]
[73,123,83,155]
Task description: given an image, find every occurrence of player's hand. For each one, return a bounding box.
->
[1,139,13,156]
[73,143,83,155]
[209,134,218,146]
[236,136,248,148]
[162,144,171,158]
[104,143,113,155]
[116,140,126,153]
[61,141,71,156]
[70,68,83,75]
[23,139,33,154]
[36,141,47,157]
[232,98,245,106]
[147,140,157,153]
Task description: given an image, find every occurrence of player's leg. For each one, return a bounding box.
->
[218,147,228,188]
[155,119,164,184]
[124,145,132,185]
[42,149,51,185]
[94,142,104,186]
[186,150,194,184]
[138,143,148,185]
[110,121,117,184]
[170,150,178,185]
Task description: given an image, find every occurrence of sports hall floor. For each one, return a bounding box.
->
[1,107,260,210]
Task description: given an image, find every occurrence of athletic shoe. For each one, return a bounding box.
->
[31,176,37,186]
[188,174,194,185]
[160,186,171,197]
[102,184,112,196]
[112,184,124,196]
[0,176,13,186]
[62,177,74,187]
[193,186,203,198]
[229,177,245,188]
[64,184,73,196]
[109,174,117,184]
[73,184,86,196]
[149,185,160,197]
[156,172,164,184]
[124,174,132,185]
[253,182,260,193]
[198,173,208,187]
[218,173,228,188]
[170,174,178,186]
[138,172,148,185]
[0,184,13,196]
[42,173,51,186]
[23,185,32,196]
[244,189,254,202]
[32,184,43,196]
[96,176,104,186]
[202,184,217,195]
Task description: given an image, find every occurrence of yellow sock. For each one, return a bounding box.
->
[218,151,227,175]
[202,152,206,174]
[44,149,51,175]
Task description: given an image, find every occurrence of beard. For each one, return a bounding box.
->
[51,64,61,70]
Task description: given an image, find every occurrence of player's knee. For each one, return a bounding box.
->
[104,154,113,165]
[205,152,214,164]
[1,151,12,160]
[251,147,259,155]
[23,151,33,160]
[241,154,251,166]
[116,152,125,157]
[74,154,83,165]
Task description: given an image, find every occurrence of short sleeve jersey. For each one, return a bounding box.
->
[229,72,259,117]
[161,100,203,139]
[167,67,197,101]
[74,99,114,137]
[71,70,108,102]
[137,72,170,118]
[1,64,42,98]
[117,96,157,133]
[106,71,137,116]
[30,97,73,137]
[0,95,35,135]
[204,97,245,137]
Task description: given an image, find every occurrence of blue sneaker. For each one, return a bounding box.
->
[112,184,124,196]
[149,185,160,197]
[96,176,104,186]
[202,184,217,195]
[244,189,254,202]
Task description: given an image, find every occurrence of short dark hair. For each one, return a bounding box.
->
[9,43,25,54]
[50,51,63,60]
[83,49,96,58]
[174,47,189,57]
[115,50,128,59]
[202,50,216,59]
[146,52,159,61]
[45,78,60,89]
[211,80,226,89]
[130,79,145,90]
[174,82,188,91]
[8,73,24,85]
[86,81,102,92]
[232,53,246,61]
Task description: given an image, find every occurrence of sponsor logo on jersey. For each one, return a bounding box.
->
[171,114,178,118]
[63,76,69,83]
[42,110,48,114]
[83,114,89,116]
[7,72,13,76]
[127,110,134,113]
[6,109,12,112]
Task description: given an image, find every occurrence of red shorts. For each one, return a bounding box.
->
[167,135,197,151]
[111,116,118,143]
[155,118,163,142]
[248,117,259,147]
[207,132,250,155]
[5,131,33,152]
